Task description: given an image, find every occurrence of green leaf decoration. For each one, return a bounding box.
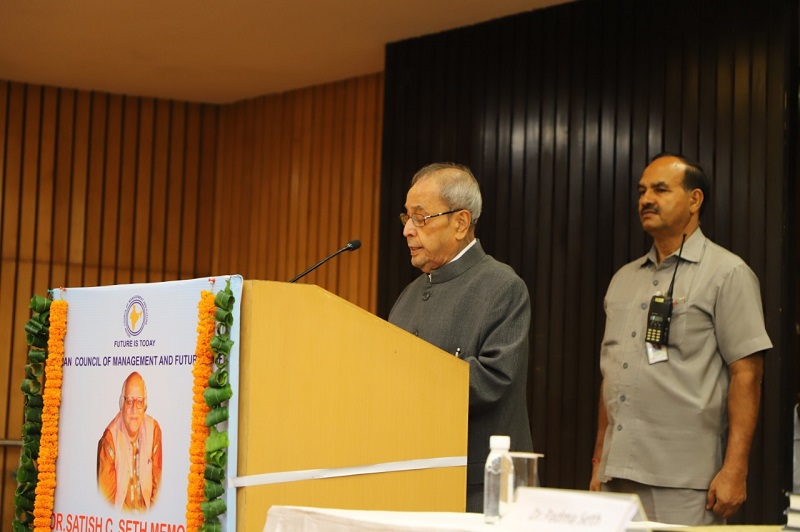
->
[14,518,34,532]
[204,479,225,500]
[14,508,34,525]
[206,449,227,468]
[208,370,228,388]
[204,463,225,482]
[199,521,222,532]
[214,323,229,337]
[16,465,36,484]
[210,335,234,356]
[214,308,233,327]
[25,394,43,408]
[18,446,34,466]
[200,498,227,519]
[24,319,48,337]
[20,378,41,395]
[205,426,229,453]
[29,294,51,313]
[27,349,47,363]
[214,287,234,311]
[31,311,50,326]
[16,293,52,532]
[21,437,39,458]
[13,491,35,510]
[24,406,42,424]
[16,507,34,522]
[16,479,36,498]
[197,279,236,524]
[25,363,44,380]
[26,333,47,349]
[205,406,229,427]
[203,383,232,407]
[213,352,228,369]
[21,422,41,436]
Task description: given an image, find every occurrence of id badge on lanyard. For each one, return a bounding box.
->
[646,342,668,364]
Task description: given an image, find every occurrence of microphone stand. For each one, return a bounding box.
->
[289,241,360,283]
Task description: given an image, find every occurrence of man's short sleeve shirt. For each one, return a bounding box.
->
[599,229,772,488]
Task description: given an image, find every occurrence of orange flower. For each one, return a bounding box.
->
[33,298,67,531]
[185,291,215,531]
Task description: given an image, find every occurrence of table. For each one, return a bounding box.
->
[263,505,783,532]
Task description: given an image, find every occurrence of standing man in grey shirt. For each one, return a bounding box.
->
[589,153,772,525]
[389,162,533,513]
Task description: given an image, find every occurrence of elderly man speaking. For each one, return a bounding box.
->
[389,162,533,513]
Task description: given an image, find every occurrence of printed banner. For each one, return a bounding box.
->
[50,276,242,532]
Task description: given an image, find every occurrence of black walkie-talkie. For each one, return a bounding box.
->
[645,234,686,346]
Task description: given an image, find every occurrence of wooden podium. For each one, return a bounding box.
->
[236,281,469,530]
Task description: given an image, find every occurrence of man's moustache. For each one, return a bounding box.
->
[641,205,659,215]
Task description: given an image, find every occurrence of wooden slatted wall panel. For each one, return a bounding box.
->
[213,74,383,310]
[0,83,221,521]
[0,72,385,520]
[378,0,794,523]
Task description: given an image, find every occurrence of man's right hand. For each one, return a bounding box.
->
[590,380,607,492]
[589,462,602,491]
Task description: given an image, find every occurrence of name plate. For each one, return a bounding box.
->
[502,487,644,532]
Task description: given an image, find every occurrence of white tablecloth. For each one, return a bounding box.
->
[262,506,685,532]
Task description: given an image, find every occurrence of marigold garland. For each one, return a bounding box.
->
[186,291,216,530]
[17,285,235,531]
[32,299,67,532]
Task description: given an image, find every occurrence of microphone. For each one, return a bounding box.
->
[288,240,361,283]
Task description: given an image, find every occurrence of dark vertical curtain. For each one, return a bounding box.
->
[378,0,797,523]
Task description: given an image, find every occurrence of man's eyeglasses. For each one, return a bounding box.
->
[123,396,146,410]
[399,209,462,227]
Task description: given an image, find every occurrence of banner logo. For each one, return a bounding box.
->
[124,296,148,337]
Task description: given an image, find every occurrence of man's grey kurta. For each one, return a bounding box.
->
[389,240,533,507]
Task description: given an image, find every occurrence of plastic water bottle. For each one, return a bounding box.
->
[483,435,515,523]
